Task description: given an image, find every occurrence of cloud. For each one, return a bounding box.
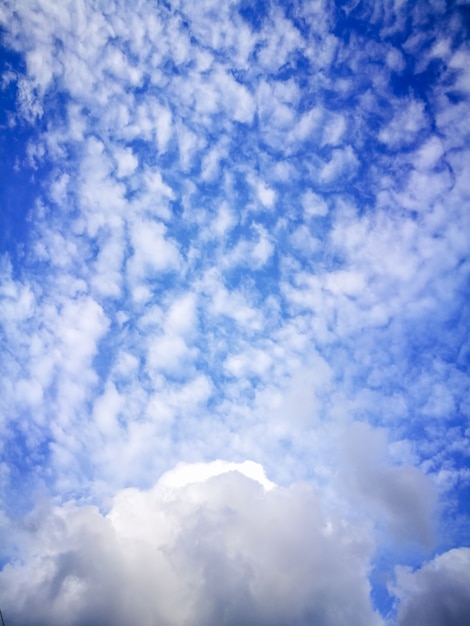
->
[0,462,384,626]
[127,219,182,285]
[392,548,470,626]
[302,190,329,218]
[378,100,427,149]
[113,146,138,179]
[256,180,276,208]
[0,0,469,622]
[338,422,436,546]
[318,145,359,184]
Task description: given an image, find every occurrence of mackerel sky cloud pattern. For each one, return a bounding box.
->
[0,1,469,624]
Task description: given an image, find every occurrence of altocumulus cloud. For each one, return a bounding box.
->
[0,0,469,624]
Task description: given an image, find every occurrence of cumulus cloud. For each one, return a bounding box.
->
[392,548,470,626]
[0,462,384,626]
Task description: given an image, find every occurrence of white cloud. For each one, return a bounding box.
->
[325,269,366,296]
[291,106,323,143]
[113,146,138,178]
[379,100,427,149]
[225,347,272,378]
[414,135,444,170]
[321,113,347,146]
[211,201,237,238]
[290,224,321,256]
[256,179,276,209]
[127,219,182,283]
[201,140,228,182]
[159,459,275,490]
[155,105,173,154]
[164,293,198,337]
[92,381,123,439]
[215,67,256,124]
[258,11,303,72]
[386,47,405,72]
[302,190,329,217]
[319,145,359,184]
[177,121,205,171]
[147,332,195,376]
[90,230,126,298]
[210,287,262,329]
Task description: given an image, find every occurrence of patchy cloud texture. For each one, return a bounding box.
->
[0,0,469,624]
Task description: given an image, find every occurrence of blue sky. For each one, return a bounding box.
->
[0,0,469,624]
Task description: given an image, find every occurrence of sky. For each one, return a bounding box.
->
[0,0,469,624]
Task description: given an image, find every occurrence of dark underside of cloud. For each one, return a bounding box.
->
[2,466,470,626]
[1,468,383,626]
